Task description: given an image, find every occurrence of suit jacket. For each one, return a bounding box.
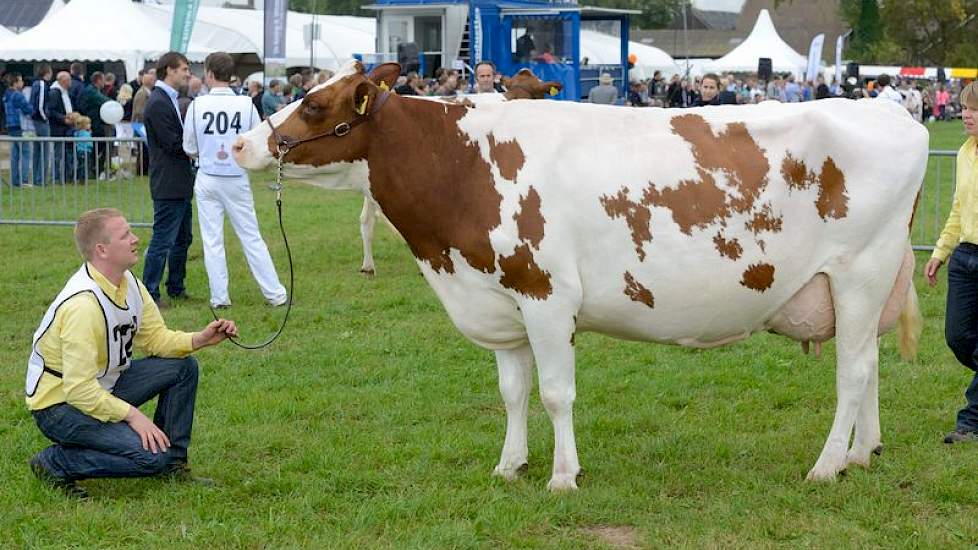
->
[45,86,71,136]
[144,86,194,200]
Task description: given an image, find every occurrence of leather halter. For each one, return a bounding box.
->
[266,90,391,157]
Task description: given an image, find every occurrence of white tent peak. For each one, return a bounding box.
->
[706,8,806,74]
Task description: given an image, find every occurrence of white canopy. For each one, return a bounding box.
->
[0,0,213,79]
[705,9,806,74]
[0,26,14,40]
[579,30,678,79]
[137,5,375,72]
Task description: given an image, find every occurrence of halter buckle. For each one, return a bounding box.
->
[334,122,351,137]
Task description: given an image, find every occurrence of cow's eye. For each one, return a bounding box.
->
[303,103,320,116]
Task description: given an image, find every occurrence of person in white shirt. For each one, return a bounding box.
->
[182,52,287,309]
[876,73,904,104]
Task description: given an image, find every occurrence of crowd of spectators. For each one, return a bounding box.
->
[623,69,969,124]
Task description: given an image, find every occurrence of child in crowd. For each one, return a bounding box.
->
[73,115,94,181]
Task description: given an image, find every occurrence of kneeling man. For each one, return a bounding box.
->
[26,208,238,498]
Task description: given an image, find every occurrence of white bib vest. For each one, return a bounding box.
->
[190,92,255,177]
[26,265,143,396]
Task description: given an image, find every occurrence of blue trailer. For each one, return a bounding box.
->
[360,0,637,101]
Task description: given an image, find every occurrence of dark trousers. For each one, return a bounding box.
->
[945,243,978,431]
[31,356,198,480]
[142,198,194,301]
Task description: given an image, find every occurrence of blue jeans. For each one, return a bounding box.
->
[7,128,30,186]
[32,120,50,185]
[142,199,194,301]
[51,135,74,184]
[31,356,198,480]
[945,243,978,431]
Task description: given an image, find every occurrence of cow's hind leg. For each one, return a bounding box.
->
[523,308,580,491]
[846,353,882,469]
[359,198,377,276]
[493,344,534,480]
[808,256,895,481]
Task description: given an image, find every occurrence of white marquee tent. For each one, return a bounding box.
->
[705,9,806,74]
[579,30,678,79]
[137,4,375,72]
[0,0,213,79]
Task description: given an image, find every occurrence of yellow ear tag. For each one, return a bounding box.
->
[549,86,558,96]
[356,95,369,115]
[378,80,390,91]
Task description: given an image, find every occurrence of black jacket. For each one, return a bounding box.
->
[45,86,72,136]
[144,86,194,200]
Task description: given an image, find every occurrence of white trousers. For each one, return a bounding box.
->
[195,172,287,307]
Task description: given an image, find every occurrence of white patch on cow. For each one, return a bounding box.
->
[307,60,362,95]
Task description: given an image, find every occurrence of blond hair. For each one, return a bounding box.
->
[116,83,134,104]
[77,116,91,130]
[961,81,978,111]
[74,208,124,260]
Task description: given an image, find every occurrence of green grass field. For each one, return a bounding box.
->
[1,121,976,548]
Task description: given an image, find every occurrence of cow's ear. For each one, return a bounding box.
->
[352,81,374,115]
[544,81,563,96]
[367,63,401,90]
[516,68,534,77]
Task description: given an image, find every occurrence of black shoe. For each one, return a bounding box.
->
[944,430,978,444]
[29,457,89,499]
[169,292,191,301]
[160,461,216,486]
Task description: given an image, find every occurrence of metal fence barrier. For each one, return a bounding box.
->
[0,137,962,246]
[0,136,151,227]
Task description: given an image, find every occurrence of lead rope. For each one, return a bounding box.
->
[209,144,294,349]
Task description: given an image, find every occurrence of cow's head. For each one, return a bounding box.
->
[501,69,563,100]
[233,61,401,184]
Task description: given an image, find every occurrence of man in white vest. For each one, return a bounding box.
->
[26,208,238,498]
[183,52,287,309]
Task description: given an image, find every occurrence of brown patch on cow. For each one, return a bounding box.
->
[642,170,730,235]
[487,133,526,181]
[514,187,545,249]
[745,204,783,235]
[740,263,775,292]
[780,153,849,220]
[600,187,653,261]
[668,114,770,214]
[366,99,502,274]
[815,158,848,220]
[498,244,553,299]
[713,232,743,260]
[623,271,654,308]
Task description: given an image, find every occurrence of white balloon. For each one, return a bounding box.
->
[100,101,124,125]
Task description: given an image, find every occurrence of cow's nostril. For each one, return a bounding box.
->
[232,137,246,153]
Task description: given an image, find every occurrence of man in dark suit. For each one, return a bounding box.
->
[68,62,86,110]
[30,64,53,185]
[46,71,74,184]
[141,51,195,307]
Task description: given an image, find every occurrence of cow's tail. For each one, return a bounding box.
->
[897,278,922,361]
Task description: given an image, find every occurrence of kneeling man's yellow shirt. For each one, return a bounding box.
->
[26,264,194,422]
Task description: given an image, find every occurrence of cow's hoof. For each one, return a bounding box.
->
[806,461,845,482]
[359,268,375,277]
[845,449,872,469]
[873,444,884,456]
[547,472,580,492]
[492,462,527,481]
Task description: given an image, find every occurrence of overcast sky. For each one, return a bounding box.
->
[692,0,747,12]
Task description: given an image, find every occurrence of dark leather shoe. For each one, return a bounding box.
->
[944,430,978,444]
[161,462,216,486]
[29,456,89,499]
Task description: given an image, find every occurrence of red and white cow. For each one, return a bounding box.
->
[234,61,927,490]
[264,69,562,276]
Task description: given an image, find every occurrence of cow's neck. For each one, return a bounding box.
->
[365,97,503,275]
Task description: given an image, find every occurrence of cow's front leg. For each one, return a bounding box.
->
[492,344,534,480]
[359,198,377,276]
[524,308,580,491]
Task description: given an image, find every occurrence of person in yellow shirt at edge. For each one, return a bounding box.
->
[26,208,238,498]
[926,81,978,444]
